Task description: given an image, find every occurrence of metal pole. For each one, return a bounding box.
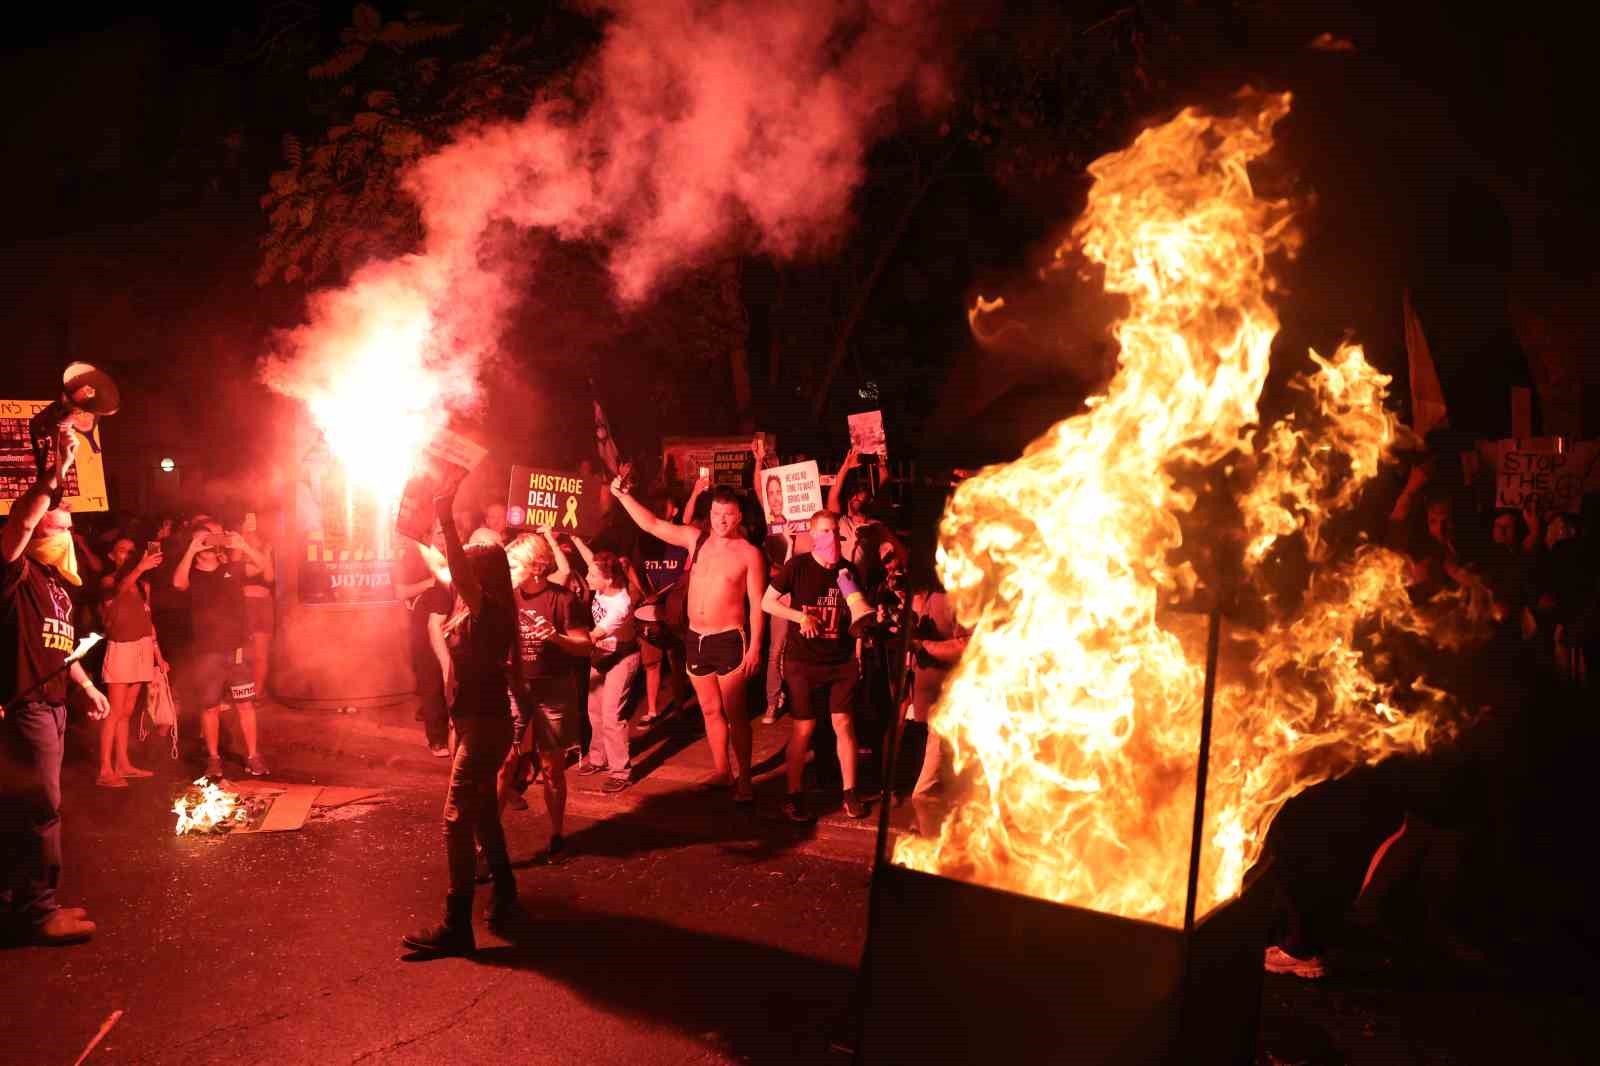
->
[1182,606,1222,935]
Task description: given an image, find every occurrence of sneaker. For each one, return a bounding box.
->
[842,788,868,819]
[31,909,95,945]
[428,744,451,758]
[576,761,606,777]
[204,755,224,779]
[245,754,271,777]
[401,922,474,956]
[1263,945,1326,979]
[781,795,814,823]
[602,776,631,794]
[760,707,777,725]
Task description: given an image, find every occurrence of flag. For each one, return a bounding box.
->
[593,394,621,475]
[1404,288,1449,438]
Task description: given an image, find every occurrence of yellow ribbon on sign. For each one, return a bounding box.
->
[561,495,580,529]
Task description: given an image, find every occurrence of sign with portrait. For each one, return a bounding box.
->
[760,460,822,535]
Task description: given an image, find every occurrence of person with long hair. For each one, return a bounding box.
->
[402,488,520,957]
[571,537,642,793]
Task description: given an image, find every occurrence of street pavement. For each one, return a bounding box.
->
[5,698,1598,1064]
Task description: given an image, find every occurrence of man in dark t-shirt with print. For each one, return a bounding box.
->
[1,424,108,944]
[497,532,591,862]
[174,520,272,778]
[762,509,866,823]
[395,529,453,756]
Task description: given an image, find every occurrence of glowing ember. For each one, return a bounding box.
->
[894,92,1474,926]
[173,777,249,835]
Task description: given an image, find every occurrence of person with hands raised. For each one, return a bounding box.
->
[403,486,521,957]
[1,422,105,944]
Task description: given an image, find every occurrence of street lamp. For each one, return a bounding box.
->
[159,457,176,473]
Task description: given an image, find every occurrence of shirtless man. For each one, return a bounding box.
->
[612,478,765,801]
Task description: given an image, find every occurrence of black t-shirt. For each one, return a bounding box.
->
[513,583,582,682]
[446,597,515,716]
[1,557,76,705]
[408,582,453,656]
[771,553,858,666]
[188,565,247,654]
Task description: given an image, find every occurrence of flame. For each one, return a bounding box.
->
[894,92,1473,926]
[174,777,248,835]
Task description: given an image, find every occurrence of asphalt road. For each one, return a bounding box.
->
[4,746,870,1066]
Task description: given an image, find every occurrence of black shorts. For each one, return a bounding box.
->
[190,648,257,708]
[686,628,746,677]
[783,658,858,721]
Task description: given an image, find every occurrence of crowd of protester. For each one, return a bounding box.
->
[1262,428,1600,979]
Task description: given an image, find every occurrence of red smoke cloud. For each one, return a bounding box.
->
[266,0,951,451]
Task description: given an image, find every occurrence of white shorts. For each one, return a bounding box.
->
[103,636,156,684]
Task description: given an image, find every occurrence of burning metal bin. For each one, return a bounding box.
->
[856,609,1275,1066]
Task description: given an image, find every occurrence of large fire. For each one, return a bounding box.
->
[894,92,1474,926]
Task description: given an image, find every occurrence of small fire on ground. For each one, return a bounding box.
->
[894,91,1480,926]
[173,777,254,835]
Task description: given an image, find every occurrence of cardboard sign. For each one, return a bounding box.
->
[760,460,822,534]
[1493,439,1600,516]
[395,426,488,542]
[848,410,888,462]
[714,449,753,490]
[0,399,109,515]
[508,466,600,536]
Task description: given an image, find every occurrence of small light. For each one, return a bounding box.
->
[159,457,176,473]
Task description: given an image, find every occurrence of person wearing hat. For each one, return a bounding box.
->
[1,424,109,945]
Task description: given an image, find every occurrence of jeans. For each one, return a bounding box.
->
[765,615,789,713]
[586,651,640,781]
[0,701,66,927]
[412,646,449,748]
[443,713,514,908]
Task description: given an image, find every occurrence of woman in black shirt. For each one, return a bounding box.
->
[403,490,519,957]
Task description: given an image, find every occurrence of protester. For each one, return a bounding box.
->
[0,425,108,945]
[403,488,520,957]
[636,492,688,725]
[612,477,765,802]
[571,538,641,793]
[96,537,169,787]
[395,526,453,756]
[762,529,795,725]
[903,571,967,805]
[173,520,271,778]
[239,511,275,701]
[472,500,509,546]
[497,530,590,865]
[762,509,867,822]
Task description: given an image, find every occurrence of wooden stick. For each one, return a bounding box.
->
[72,1009,123,1066]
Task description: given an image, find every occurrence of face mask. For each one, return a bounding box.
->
[812,530,839,564]
[28,530,81,587]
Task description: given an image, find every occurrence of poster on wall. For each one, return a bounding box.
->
[0,399,109,515]
[507,465,601,537]
[759,460,822,534]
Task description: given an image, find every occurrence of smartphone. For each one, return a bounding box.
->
[146,541,162,556]
[206,534,229,549]
[242,512,257,533]
[699,466,710,479]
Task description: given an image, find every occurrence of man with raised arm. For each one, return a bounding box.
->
[1,424,109,945]
[610,474,765,802]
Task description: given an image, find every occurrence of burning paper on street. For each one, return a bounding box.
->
[172,777,259,835]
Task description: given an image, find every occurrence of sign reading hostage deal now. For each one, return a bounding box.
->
[508,466,601,537]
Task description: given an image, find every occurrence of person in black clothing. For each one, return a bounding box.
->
[403,488,520,957]
[1,424,109,945]
[173,520,272,778]
[762,509,867,822]
[394,525,453,756]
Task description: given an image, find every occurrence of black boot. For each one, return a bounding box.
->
[487,867,521,930]
[402,895,475,956]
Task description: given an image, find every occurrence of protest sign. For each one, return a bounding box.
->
[0,399,109,515]
[714,449,753,489]
[395,426,488,542]
[662,434,775,488]
[848,410,889,462]
[508,465,601,537]
[760,460,822,534]
[1493,438,1600,516]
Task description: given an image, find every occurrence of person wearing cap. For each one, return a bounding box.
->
[1,425,109,945]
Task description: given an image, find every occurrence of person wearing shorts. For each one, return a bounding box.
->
[685,627,747,678]
[174,521,269,778]
[762,509,866,822]
[499,532,591,863]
